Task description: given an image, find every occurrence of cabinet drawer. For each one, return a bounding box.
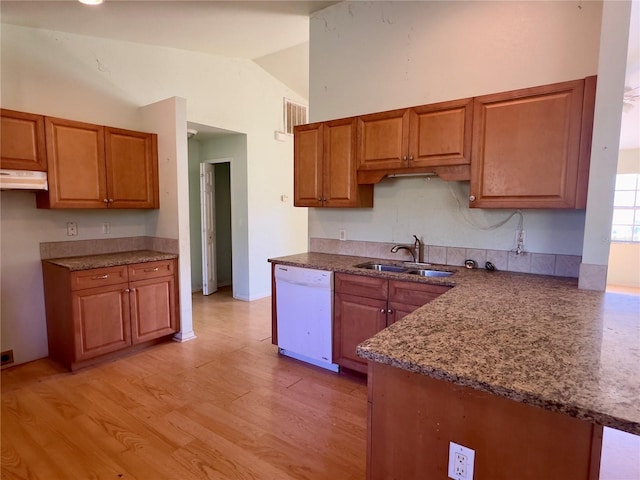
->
[70,266,129,291]
[389,280,451,307]
[128,260,175,281]
[335,273,387,299]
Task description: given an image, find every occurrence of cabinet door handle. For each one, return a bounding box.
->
[469,195,476,202]
[124,288,130,293]
[92,274,109,280]
[387,309,393,314]
[408,155,413,162]
[144,267,160,272]
[380,308,386,313]
[108,199,114,203]
[402,155,408,163]
[103,199,109,203]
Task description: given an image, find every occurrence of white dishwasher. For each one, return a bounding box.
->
[274,264,339,372]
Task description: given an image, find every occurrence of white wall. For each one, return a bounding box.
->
[608,148,640,288]
[308,1,602,258]
[0,24,308,364]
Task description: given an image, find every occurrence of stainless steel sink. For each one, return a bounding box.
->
[354,261,453,277]
[354,262,408,273]
[407,269,453,277]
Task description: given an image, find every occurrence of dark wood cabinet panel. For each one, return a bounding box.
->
[334,292,387,373]
[0,109,47,171]
[368,362,602,480]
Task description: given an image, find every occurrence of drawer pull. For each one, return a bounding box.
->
[144,267,160,273]
[92,274,109,280]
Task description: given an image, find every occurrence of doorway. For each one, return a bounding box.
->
[200,159,232,295]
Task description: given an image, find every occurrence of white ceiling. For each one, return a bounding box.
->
[0,0,338,100]
[1,0,638,149]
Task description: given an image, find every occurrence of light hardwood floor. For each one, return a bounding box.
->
[2,288,638,479]
[1,288,367,479]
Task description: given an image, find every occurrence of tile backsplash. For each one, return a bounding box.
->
[309,238,581,278]
[40,236,179,259]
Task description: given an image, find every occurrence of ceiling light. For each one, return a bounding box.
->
[78,0,103,5]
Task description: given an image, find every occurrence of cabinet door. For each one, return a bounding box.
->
[387,302,419,325]
[105,127,159,209]
[0,109,47,171]
[294,122,324,207]
[323,118,370,207]
[129,275,177,344]
[72,284,131,361]
[39,117,107,208]
[334,292,387,373]
[470,79,586,208]
[409,99,472,167]
[357,109,410,171]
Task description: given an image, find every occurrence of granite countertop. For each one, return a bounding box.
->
[268,252,640,435]
[44,250,178,271]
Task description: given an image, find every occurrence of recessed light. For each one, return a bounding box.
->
[79,0,104,5]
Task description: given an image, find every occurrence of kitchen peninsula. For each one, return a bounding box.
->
[269,252,639,480]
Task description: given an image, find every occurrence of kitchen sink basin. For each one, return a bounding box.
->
[354,262,408,273]
[407,269,453,277]
[354,261,453,277]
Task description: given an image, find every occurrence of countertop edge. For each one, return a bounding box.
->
[43,250,178,271]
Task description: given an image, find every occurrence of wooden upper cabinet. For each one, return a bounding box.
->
[357,99,473,183]
[294,122,324,207]
[357,109,410,171]
[38,117,107,208]
[294,118,373,208]
[105,127,159,209]
[0,109,47,171]
[409,99,473,168]
[37,118,159,209]
[470,77,596,209]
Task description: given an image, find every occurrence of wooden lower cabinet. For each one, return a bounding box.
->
[367,362,603,480]
[72,283,131,361]
[43,259,178,370]
[333,273,450,373]
[334,292,388,372]
[129,274,177,344]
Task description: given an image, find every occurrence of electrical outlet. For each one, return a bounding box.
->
[454,452,467,477]
[515,229,526,247]
[102,222,111,234]
[448,442,475,480]
[339,229,346,241]
[1,349,14,366]
[66,222,78,236]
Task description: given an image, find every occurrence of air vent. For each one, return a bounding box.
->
[284,98,308,134]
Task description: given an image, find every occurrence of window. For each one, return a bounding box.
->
[284,98,308,134]
[611,173,640,242]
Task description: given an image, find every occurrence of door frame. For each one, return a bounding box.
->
[200,158,233,295]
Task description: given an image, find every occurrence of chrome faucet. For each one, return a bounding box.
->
[391,235,424,263]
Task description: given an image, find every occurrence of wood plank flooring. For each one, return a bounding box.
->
[1,288,367,479]
[2,287,638,479]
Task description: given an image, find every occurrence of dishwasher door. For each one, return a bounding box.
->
[274,265,339,372]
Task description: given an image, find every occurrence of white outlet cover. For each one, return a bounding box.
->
[448,441,475,480]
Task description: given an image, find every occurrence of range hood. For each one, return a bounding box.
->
[0,169,48,191]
